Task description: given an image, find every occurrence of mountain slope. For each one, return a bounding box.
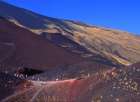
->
[0,17,84,72]
[1,1,140,66]
[0,42,15,64]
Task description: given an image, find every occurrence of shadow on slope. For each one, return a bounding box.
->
[0,17,84,72]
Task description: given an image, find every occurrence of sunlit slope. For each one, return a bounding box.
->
[1,1,140,66]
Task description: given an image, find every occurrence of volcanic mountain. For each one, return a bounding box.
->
[1,1,140,66]
[0,17,115,80]
[0,1,140,102]
[0,17,84,72]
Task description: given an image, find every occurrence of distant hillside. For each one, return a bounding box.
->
[1,1,140,66]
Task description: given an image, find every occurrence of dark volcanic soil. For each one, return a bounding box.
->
[0,18,84,72]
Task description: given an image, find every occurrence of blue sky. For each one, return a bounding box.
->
[3,0,140,35]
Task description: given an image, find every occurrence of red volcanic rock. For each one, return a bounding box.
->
[0,18,84,71]
[1,75,103,102]
[2,67,140,102]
